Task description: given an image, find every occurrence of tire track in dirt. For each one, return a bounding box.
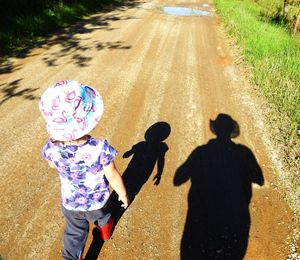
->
[100,12,208,260]
[0,5,165,259]
[99,13,187,260]
[0,7,153,259]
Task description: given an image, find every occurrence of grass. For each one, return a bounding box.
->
[213,1,300,255]
[0,0,125,56]
[214,0,299,160]
[214,0,300,215]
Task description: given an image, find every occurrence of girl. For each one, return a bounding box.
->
[39,80,129,260]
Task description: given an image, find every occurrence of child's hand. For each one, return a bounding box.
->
[122,150,133,158]
[118,194,130,209]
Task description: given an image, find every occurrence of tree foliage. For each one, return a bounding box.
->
[0,0,79,24]
[251,0,300,33]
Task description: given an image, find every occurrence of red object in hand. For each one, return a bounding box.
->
[97,217,114,241]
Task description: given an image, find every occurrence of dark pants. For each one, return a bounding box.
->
[61,206,111,260]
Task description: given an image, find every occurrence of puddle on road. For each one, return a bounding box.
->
[163,6,211,16]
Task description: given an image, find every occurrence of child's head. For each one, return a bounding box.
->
[39,80,103,141]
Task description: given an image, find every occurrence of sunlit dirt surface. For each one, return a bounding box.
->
[0,0,293,259]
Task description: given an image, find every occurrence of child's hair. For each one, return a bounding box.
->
[39,80,104,141]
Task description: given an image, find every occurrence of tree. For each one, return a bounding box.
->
[293,8,300,34]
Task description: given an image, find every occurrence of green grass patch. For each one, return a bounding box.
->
[0,0,126,55]
[214,0,299,179]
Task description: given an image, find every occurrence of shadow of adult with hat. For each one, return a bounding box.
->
[174,114,264,260]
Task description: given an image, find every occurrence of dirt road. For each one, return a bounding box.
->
[0,0,294,259]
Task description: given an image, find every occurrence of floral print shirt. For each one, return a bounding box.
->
[42,136,117,211]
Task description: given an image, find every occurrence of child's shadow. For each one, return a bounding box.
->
[84,122,171,260]
[111,121,170,221]
[122,121,171,196]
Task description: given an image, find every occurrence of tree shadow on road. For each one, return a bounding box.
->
[0,79,39,106]
[0,2,139,106]
[0,0,140,74]
[40,12,135,68]
[84,121,171,259]
[174,114,264,260]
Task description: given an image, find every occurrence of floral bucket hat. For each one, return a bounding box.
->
[39,80,104,141]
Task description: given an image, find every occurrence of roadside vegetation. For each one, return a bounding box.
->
[0,0,125,57]
[214,0,300,254]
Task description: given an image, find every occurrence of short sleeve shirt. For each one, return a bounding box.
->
[42,136,117,211]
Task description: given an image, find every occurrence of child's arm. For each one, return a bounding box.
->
[122,147,135,158]
[103,161,129,208]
